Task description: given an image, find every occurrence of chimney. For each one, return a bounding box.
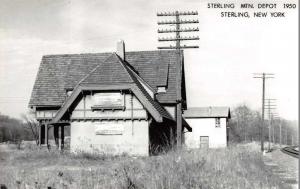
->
[116,40,125,61]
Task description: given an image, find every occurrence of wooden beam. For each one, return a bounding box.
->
[131,85,163,122]
[38,124,42,146]
[61,126,64,150]
[51,84,133,123]
[70,117,147,121]
[58,126,64,150]
[54,126,59,148]
[45,124,49,149]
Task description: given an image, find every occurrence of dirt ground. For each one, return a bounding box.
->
[263,148,298,189]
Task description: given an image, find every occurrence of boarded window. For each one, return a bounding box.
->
[215,118,220,127]
[92,93,125,110]
[200,136,209,149]
[95,122,124,135]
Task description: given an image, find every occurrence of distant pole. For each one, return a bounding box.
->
[264,98,276,150]
[286,125,288,145]
[268,100,271,150]
[253,73,274,152]
[157,11,199,148]
[279,119,282,147]
[273,116,281,147]
[272,115,275,144]
[272,114,280,146]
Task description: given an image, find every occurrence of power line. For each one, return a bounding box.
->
[157,11,199,148]
[253,72,275,152]
[265,98,277,151]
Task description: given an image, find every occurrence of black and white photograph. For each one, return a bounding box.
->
[0,0,298,188]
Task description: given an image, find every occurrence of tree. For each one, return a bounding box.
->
[228,104,260,142]
[0,113,33,143]
[228,104,298,146]
[21,114,39,145]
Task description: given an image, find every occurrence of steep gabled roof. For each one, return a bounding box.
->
[29,50,184,107]
[51,53,174,123]
[81,54,132,85]
[183,107,231,118]
[125,51,182,104]
[117,55,173,121]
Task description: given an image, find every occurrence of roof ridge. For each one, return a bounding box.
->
[111,53,135,84]
[77,53,114,86]
[42,50,181,58]
[115,55,173,121]
[56,53,114,109]
[29,50,182,107]
[117,56,155,93]
[43,52,113,58]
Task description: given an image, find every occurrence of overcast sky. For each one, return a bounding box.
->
[0,0,298,120]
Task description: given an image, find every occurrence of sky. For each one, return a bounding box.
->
[0,0,298,120]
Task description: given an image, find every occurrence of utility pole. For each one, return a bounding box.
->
[157,11,199,148]
[279,119,282,147]
[272,115,281,147]
[264,98,276,151]
[286,124,288,145]
[253,73,274,152]
[272,112,279,145]
[272,113,280,146]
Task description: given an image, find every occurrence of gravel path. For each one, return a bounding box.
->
[263,148,298,189]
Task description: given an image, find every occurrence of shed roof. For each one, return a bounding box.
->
[183,107,231,118]
[29,50,184,107]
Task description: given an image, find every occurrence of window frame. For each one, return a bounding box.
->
[215,117,221,128]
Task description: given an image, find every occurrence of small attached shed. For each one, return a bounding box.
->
[183,107,230,148]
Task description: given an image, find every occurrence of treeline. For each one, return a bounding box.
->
[228,104,298,146]
[0,107,298,146]
[0,113,34,142]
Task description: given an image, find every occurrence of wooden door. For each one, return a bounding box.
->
[200,136,209,149]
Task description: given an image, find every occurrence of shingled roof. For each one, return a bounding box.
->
[29,50,185,107]
[49,53,174,123]
[183,107,231,118]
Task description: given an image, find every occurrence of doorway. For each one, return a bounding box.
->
[200,136,209,149]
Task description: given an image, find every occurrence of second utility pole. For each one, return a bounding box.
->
[253,73,274,152]
[265,98,276,151]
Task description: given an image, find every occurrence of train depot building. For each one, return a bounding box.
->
[29,41,192,156]
[183,107,231,148]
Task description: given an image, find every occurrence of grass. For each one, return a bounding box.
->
[0,142,291,189]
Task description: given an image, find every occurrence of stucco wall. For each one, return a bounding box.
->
[72,92,147,119]
[70,120,149,156]
[184,118,227,148]
[70,91,149,156]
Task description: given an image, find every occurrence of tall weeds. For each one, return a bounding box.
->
[0,144,289,189]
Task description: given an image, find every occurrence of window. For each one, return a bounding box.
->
[65,88,73,97]
[215,118,220,127]
[157,86,166,93]
[66,90,73,96]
